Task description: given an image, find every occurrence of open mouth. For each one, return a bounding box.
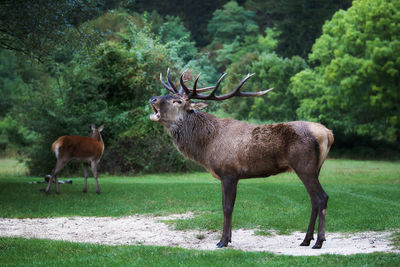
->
[150,104,161,121]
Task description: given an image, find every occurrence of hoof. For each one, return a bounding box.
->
[216,242,227,248]
[56,191,60,195]
[96,191,101,195]
[300,236,313,246]
[82,190,87,193]
[312,240,324,249]
[300,241,310,246]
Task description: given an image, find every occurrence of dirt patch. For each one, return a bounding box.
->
[0,213,398,256]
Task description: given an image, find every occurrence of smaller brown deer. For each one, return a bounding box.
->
[44,124,104,194]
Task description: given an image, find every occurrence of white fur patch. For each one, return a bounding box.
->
[308,123,330,169]
[54,143,60,159]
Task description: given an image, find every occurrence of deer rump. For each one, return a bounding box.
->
[150,70,334,249]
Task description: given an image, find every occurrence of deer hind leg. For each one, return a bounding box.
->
[45,159,68,194]
[300,195,318,246]
[54,174,60,194]
[217,176,238,248]
[297,172,329,249]
[91,161,100,194]
[83,164,89,193]
[314,185,328,249]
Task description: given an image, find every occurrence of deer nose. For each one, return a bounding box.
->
[149,97,158,104]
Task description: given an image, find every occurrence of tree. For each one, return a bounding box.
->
[131,0,229,46]
[261,0,352,58]
[158,16,197,62]
[0,0,104,62]
[207,1,259,45]
[291,0,400,143]
[215,27,278,68]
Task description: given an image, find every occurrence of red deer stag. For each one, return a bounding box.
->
[149,69,334,249]
[44,124,104,195]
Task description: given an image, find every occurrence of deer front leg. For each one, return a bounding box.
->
[83,164,89,193]
[217,176,238,248]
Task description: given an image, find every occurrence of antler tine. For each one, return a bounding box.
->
[192,73,200,95]
[183,71,216,93]
[179,70,191,95]
[208,73,227,98]
[189,73,215,94]
[179,71,215,94]
[193,86,217,92]
[166,68,177,93]
[160,72,176,94]
[190,73,216,93]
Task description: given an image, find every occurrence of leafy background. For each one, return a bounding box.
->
[0,0,399,175]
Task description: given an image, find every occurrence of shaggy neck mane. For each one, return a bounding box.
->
[166,111,219,164]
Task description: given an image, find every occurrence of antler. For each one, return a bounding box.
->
[160,69,216,94]
[183,73,273,101]
[160,68,178,94]
[160,69,272,100]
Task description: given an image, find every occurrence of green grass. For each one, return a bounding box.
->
[0,159,399,265]
[0,237,399,267]
[0,159,399,235]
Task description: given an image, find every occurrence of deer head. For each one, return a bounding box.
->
[149,69,273,125]
[89,123,104,141]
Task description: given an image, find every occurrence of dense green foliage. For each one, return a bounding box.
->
[221,52,307,121]
[1,0,399,175]
[0,0,104,62]
[260,0,353,58]
[207,1,259,46]
[291,0,400,145]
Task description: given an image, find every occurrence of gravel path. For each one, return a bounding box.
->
[0,213,398,256]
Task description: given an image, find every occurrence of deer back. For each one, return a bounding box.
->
[52,135,104,161]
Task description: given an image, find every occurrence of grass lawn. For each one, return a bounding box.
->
[0,158,399,266]
[1,237,399,267]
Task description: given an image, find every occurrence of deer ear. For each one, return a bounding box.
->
[98,124,104,132]
[189,102,209,111]
[91,123,96,131]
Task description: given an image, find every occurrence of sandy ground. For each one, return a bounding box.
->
[0,212,398,256]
